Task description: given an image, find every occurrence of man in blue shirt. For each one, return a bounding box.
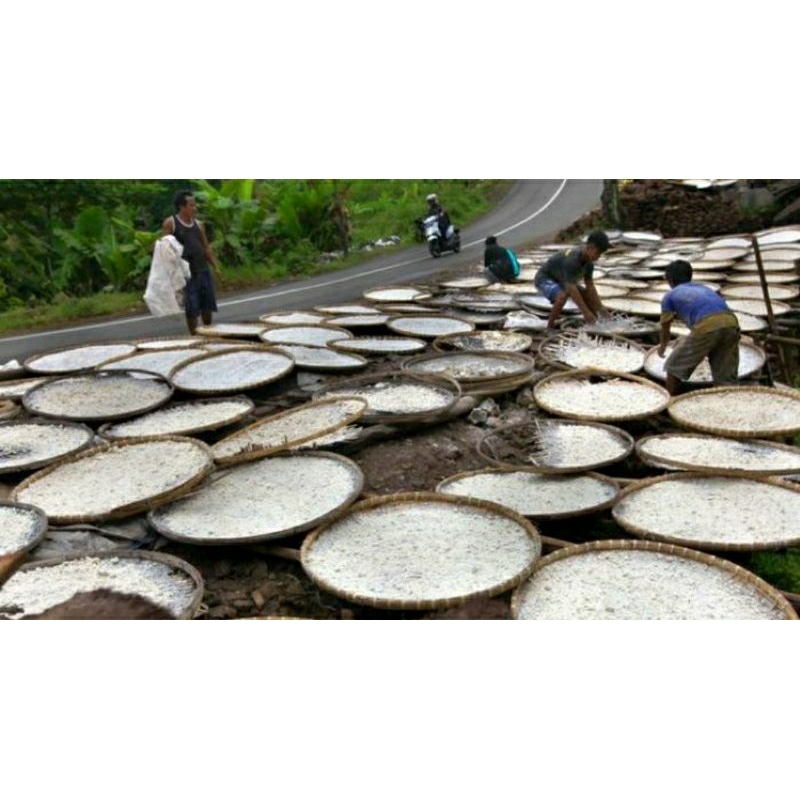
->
[658,260,740,395]
[534,230,611,329]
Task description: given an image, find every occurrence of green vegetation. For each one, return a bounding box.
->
[748,549,800,594]
[0,179,510,334]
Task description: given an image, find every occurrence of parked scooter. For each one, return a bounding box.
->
[420,214,461,258]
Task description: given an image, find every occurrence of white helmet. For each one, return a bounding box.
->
[426,193,438,203]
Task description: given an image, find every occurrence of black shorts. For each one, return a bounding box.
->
[184,271,218,318]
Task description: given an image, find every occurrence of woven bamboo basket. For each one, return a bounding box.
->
[313,303,378,315]
[0,550,205,620]
[11,435,214,524]
[721,284,799,301]
[0,419,95,474]
[0,501,48,559]
[478,418,634,474]
[533,369,670,422]
[148,451,364,545]
[725,271,799,284]
[23,341,138,375]
[327,314,391,329]
[433,330,533,354]
[538,331,646,374]
[259,323,354,347]
[438,276,491,290]
[212,396,368,467]
[328,336,428,356]
[270,344,368,373]
[195,322,268,338]
[510,539,797,620]
[436,468,620,520]
[635,432,800,476]
[402,350,535,384]
[315,371,461,425]
[612,472,800,552]
[667,385,800,439]
[169,348,295,395]
[386,315,475,340]
[560,315,660,338]
[133,336,215,350]
[725,298,792,317]
[98,347,207,378]
[0,377,47,401]
[258,311,332,326]
[22,369,174,423]
[300,491,542,611]
[363,286,432,303]
[98,396,255,440]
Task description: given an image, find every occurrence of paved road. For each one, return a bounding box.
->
[0,179,602,363]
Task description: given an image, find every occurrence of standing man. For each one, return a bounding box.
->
[162,190,219,334]
[533,230,611,329]
[657,259,740,395]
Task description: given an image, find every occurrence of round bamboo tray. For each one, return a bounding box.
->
[11,435,214,524]
[612,472,800,551]
[316,371,461,425]
[602,296,663,318]
[0,376,47,401]
[363,286,432,303]
[538,331,645,374]
[98,396,255,440]
[433,330,532,354]
[478,418,634,474]
[533,369,670,422]
[511,540,797,620]
[402,351,535,384]
[0,362,26,381]
[0,419,95,474]
[195,322,268,338]
[560,315,660,338]
[211,396,368,467]
[0,501,48,559]
[635,432,800,476]
[725,298,792,317]
[149,452,364,545]
[259,323,354,347]
[98,347,207,378]
[22,370,174,423]
[23,341,138,375]
[169,348,295,395]
[270,344,368,373]
[436,468,619,520]
[386,315,475,339]
[134,336,215,350]
[721,284,799,301]
[667,385,800,439]
[258,311,332,326]
[327,314,391,329]
[300,492,542,611]
[313,303,377,315]
[329,336,428,356]
[0,550,204,620]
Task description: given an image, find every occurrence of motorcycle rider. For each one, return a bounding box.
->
[426,193,451,241]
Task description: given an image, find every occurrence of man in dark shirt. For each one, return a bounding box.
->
[162,190,220,334]
[533,230,611,328]
[657,259,740,395]
[483,235,520,283]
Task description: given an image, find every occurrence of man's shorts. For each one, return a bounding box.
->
[184,270,218,318]
[535,277,566,303]
[664,326,740,382]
